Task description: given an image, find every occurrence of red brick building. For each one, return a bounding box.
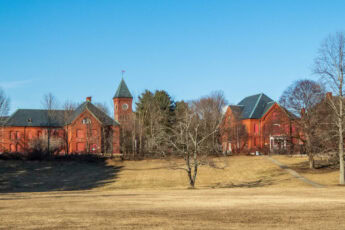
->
[221,93,300,154]
[0,79,133,154]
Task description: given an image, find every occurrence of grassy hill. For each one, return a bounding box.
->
[1,155,332,193]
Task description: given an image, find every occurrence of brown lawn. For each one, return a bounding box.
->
[0,155,344,229]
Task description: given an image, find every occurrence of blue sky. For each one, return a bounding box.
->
[1,0,345,114]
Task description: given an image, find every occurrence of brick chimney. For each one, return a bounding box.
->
[326,92,332,100]
[86,96,92,102]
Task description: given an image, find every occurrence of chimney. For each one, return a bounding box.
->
[301,108,306,117]
[326,92,332,100]
[86,96,92,102]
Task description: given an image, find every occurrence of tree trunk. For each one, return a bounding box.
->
[47,129,50,155]
[339,96,345,185]
[186,153,195,188]
[305,133,314,169]
[309,153,315,169]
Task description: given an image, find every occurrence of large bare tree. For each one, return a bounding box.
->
[167,93,225,188]
[0,88,10,118]
[41,93,59,155]
[191,91,228,154]
[279,80,325,168]
[0,88,10,151]
[62,100,78,154]
[314,32,345,184]
[95,102,110,116]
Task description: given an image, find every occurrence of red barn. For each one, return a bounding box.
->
[0,79,133,154]
[221,93,300,154]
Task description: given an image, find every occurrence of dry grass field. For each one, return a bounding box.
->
[1,155,344,229]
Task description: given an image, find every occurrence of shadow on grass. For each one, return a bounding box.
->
[286,160,339,174]
[209,166,291,189]
[210,179,274,189]
[0,159,122,193]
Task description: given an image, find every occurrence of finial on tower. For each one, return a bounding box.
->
[121,70,125,79]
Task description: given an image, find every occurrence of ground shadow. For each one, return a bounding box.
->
[286,159,339,174]
[210,179,274,189]
[0,160,122,193]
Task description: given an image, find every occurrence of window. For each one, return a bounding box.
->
[16,132,21,139]
[77,129,85,138]
[17,144,22,152]
[82,118,91,124]
[28,132,33,140]
[92,129,97,137]
[10,144,16,152]
[10,132,16,140]
[77,142,85,152]
[254,124,259,134]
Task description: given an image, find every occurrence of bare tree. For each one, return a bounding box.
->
[167,95,224,188]
[0,88,10,118]
[191,91,228,154]
[279,80,325,168]
[314,32,345,184]
[62,100,78,154]
[95,102,110,116]
[221,106,249,154]
[41,93,59,155]
[0,88,10,152]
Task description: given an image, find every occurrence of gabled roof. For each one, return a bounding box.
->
[3,102,119,127]
[4,109,65,127]
[67,101,119,126]
[236,93,275,119]
[113,79,133,99]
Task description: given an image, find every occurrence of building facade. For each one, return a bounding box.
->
[0,79,133,154]
[221,93,300,154]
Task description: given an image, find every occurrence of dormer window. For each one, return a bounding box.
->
[82,118,91,124]
[27,118,32,123]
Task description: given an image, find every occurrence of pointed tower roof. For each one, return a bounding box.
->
[113,79,133,99]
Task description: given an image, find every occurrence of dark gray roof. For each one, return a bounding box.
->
[3,102,119,127]
[67,101,119,126]
[4,109,65,127]
[236,93,275,119]
[113,79,133,98]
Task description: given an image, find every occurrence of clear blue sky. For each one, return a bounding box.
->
[1,0,345,114]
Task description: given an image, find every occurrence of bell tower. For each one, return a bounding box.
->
[113,78,133,127]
